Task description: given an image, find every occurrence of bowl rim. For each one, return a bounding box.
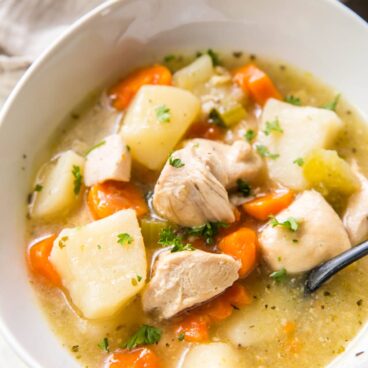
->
[0,0,367,367]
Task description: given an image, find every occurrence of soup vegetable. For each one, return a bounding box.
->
[27,50,368,368]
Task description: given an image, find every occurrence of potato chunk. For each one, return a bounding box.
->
[182,343,241,368]
[121,85,200,170]
[173,54,214,90]
[50,209,147,319]
[31,150,85,219]
[257,99,344,190]
[304,148,359,210]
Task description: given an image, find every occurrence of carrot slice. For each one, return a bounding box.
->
[175,314,210,343]
[218,227,258,277]
[105,347,159,368]
[109,65,172,110]
[243,190,295,221]
[87,180,148,219]
[233,64,282,106]
[28,234,60,286]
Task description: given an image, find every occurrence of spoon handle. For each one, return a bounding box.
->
[305,239,368,294]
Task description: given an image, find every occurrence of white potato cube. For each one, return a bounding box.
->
[257,99,343,190]
[84,134,131,186]
[173,54,214,90]
[121,85,200,170]
[31,150,85,219]
[182,343,241,368]
[50,209,147,319]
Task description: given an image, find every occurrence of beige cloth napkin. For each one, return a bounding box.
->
[0,1,106,366]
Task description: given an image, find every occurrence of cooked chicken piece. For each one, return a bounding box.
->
[84,134,131,186]
[260,190,351,274]
[142,249,240,319]
[343,168,368,245]
[153,139,264,226]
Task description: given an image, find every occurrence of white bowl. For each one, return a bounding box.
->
[0,0,367,367]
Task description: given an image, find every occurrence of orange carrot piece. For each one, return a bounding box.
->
[87,180,148,220]
[233,64,282,106]
[283,320,296,338]
[109,65,172,110]
[176,314,210,343]
[218,227,258,277]
[224,283,252,307]
[28,234,60,286]
[105,347,160,368]
[243,190,295,221]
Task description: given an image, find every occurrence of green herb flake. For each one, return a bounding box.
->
[117,233,133,246]
[285,95,301,106]
[237,179,251,197]
[163,54,175,63]
[264,118,283,136]
[137,275,142,282]
[269,216,300,232]
[197,49,221,66]
[186,222,228,245]
[123,325,162,350]
[72,165,83,195]
[98,337,109,352]
[293,157,304,167]
[244,129,256,142]
[208,108,225,127]
[178,332,185,341]
[34,184,43,192]
[322,94,341,111]
[270,268,288,283]
[256,145,279,160]
[155,105,171,123]
[85,140,106,156]
[97,244,102,250]
[158,227,194,253]
[169,156,185,168]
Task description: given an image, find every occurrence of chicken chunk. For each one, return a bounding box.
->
[84,134,131,186]
[259,190,351,274]
[343,168,368,245]
[153,139,264,226]
[142,249,240,319]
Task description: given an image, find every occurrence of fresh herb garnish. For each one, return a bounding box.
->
[171,242,194,253]
[72,165,83,195]
[163,54,175,63]
[270,268,288,283]
[137,275,142,282]
[256,145,279,160]
[237,179,251,197]
[293,157,304,167]
[169,156,185,168]
[269,216,299,232]
[322,94,340,111]
[197,49,221,66]
[85,140,106,156]
[158,228,194,252]
[186,222,228,245]
[264,118,283,136]
[155,104,171,123]
[98,337,109,352]
[117,233,133,246]
[285,95,301,106]
[244,129,256,142]
[34,184,43,192]
[123,325,162,350]
[178,332,185,341]
[208,108,225,127]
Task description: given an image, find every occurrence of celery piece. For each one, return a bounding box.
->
[217,103,247,127]
[140,218,169,246]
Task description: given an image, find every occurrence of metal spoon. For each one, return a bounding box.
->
[305,239,368,294]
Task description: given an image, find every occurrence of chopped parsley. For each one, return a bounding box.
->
[85,140,106,156]
[237,179,251,197]
[186,222,228,245]
[256,145,279,160]
[208,108,225,127]
[264,118,283,136]
[293,157,304,167]
[285,95,301,106]
[163,54,175,63]
[244,129,256,142]
[171,242,194,253]
[197,49,221,66]
[178,332,185,341]
[98,337,109,352]
[123,325,162,350]
[137,275,142,282]
[72,165,83,195]
[322,94,340,111]
[269,216,299,232]
[158,227,194,253]
[117,233,133,246]
[169,155,185,168]
[155,105,171,123]
[270,268,288,283]
[34,184,43,192]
